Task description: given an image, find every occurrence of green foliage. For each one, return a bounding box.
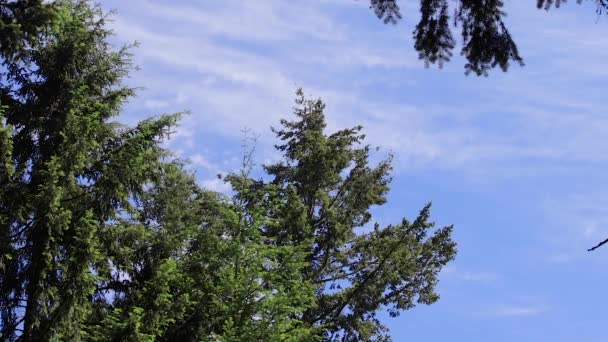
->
[0,0,57,63]
[251,89,457,340]
[0,1,182,340]
[0,2,456,341]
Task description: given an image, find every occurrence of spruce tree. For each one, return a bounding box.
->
[242,89,458,341]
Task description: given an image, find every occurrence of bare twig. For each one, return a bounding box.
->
[588,237,608,251]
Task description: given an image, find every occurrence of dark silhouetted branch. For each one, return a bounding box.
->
[588,237,608,251]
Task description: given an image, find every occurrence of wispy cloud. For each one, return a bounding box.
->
[198,177,232,194]
[135,0,347,42]
[484,305,547,318]
[443,266,502,284]
[106,0,608,179]
[144,99,170,109]
[190,153,221,174]
[459,271,503,284]
[540,193,608,263]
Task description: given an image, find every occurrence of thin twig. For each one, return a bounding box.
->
[588,237,608,251]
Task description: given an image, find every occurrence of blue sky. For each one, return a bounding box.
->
[100,0,608,340]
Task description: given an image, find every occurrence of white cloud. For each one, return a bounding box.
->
[540,193,608,264]
[190,153,220,173]
[486,305,546,317]
[199,177,232,194]
[144,99,170,109]
[543,194,608,242]
[161,0,344,42]
[105,0,608,182]
[458,271,502,284]
[442,266,502,284]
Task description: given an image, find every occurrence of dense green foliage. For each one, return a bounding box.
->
[1,0,57,63]
[261,90,457,340]
[0,1,183,339]
[0,1,456,341]
[369,0,608,75]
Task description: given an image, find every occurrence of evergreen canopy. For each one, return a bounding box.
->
[0,1,457,341]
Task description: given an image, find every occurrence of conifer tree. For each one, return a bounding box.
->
[0,0,56,64]
[94,139,317,341]
[168,140,316,341]
[0,1,182,340]
[1,2,322,340]
[1,2,458,341]
[240,89,458,341]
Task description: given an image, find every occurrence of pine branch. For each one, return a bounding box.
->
[0,315,24,341]
[313,261,379,284]
[311,231,404,325]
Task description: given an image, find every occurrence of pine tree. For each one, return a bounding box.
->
[244,89,458,341]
